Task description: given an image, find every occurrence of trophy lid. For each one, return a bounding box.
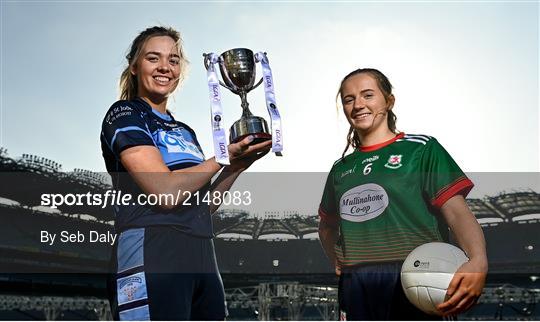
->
[218,48,256,93]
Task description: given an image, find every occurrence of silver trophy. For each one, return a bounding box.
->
[204,48,271,144]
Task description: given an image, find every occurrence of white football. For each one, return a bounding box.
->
[401,242,469,315]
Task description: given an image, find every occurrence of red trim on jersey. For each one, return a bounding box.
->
[431,177,474,208]
[318,206,339,227]
[360,132,405,152]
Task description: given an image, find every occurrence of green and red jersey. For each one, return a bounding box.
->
[319,133,473,266]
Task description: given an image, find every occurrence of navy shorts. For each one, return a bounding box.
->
[339,262,442,321]
[113,226,226,321]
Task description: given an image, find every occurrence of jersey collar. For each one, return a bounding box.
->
[359,132,405,152]
[136,97,173,121]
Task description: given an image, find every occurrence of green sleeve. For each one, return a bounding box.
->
[319,168,339,224]
[420,138,474,209]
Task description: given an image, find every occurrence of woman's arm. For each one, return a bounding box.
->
[119,137,271,210]
[208,145,270,214]
[318,219,341,276]
[437,194,488,316]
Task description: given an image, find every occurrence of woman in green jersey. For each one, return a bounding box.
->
[318,68,487,320]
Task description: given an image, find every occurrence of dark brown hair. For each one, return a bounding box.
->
[336,68,398,158]
[119,26,189,100]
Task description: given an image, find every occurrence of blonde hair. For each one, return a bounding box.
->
[119,26,189,100]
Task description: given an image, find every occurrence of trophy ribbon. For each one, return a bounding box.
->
[206,53,230,165]
[255,52,283,156]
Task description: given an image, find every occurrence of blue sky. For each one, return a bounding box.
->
[1,1,538,176]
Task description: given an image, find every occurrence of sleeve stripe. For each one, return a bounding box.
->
[166,158,203,166]
[431,177,474,209]
[399,138,427,145]
[318,205,339,226]
[405,134,431,142]
[109,126,154,152]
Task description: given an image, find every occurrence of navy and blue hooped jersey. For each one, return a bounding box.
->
[100,98,213,237]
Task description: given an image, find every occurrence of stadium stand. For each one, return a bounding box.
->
[489,191,540,221]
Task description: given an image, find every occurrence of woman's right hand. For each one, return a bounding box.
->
[227,136,272,172]
[335,258,342,276]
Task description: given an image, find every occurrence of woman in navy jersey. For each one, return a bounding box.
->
[318,68,488,320]
[101,26,270,320]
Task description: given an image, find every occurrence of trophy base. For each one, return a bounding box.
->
[230,116,271,144]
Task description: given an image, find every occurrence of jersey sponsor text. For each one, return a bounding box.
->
[339,183,389,222]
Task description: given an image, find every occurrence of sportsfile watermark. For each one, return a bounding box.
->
[0,172,538,275]
[40,190,253,209]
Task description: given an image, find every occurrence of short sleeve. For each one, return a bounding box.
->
[421,138,474,209]
[319,169,339,226]
[101,101,155,157]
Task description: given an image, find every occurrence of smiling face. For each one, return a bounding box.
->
[131,36,181,102]
[341,73,395,135]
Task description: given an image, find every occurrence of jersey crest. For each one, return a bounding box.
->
[384,154,403,169]
[156,128,204,159]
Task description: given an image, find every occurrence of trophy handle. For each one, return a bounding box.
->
[219,80,240,95]
[252,51,267,91]
[203,53,211,70]
[204,53,241,95]
[252,77,264,90]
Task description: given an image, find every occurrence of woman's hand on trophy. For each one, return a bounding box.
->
[227,135,271,172]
